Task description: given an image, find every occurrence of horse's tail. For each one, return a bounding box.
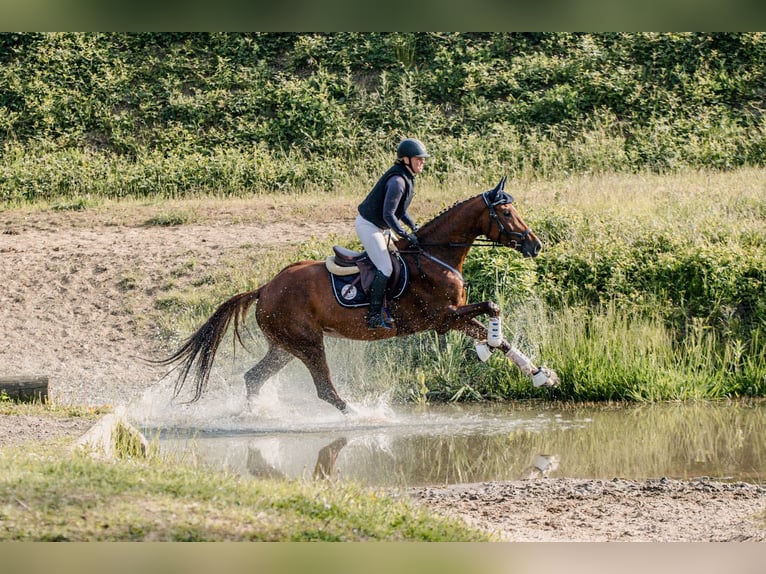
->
[155,287,262,402]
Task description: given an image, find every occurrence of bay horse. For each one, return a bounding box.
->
[158,177,556,413]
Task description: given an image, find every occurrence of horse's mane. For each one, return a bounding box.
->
[418,194,479,235]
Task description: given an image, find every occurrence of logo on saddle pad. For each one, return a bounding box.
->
[340,283,358,301]
[325,248,409,308]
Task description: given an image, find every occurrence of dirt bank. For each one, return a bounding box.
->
[1,199,764,542]
[408,478,766,542]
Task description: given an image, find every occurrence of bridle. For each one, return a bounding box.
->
[402,191,535,281]
[481,190,533,249]
[408,191,533,250]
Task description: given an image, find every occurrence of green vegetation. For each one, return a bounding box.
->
[0,435,486,541]
[2,33,766,202]
[0,401,108,419]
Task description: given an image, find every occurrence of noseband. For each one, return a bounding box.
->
[482,191,532,247]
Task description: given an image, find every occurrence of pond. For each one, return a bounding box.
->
[139,392,766,487]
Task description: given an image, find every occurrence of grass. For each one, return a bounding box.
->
[144,210,196,227]
[0,426,487,541]
[390,296,766,404]
[0,400,109,419]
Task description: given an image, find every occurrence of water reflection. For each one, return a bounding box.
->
[246,436,348,480]
[155,400,766,487]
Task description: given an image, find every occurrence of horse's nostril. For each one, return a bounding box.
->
[523,239,542,258]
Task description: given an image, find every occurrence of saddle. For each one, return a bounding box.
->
[325,246,408,308]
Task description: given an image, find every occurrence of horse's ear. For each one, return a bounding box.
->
[487,177,506,202]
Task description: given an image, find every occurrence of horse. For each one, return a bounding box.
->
[157,177,558,413]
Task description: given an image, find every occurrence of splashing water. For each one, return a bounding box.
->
[123,330,766,487]
[127,350,402,435]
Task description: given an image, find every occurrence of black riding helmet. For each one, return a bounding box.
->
[396,138,430,159]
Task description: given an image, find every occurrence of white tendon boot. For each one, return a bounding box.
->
[505,345,559,387]
[487,317,502,347]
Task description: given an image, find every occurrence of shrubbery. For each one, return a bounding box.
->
[2,33,766,202]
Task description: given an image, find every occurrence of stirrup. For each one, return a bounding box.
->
[367,312,393,330]
[382,306,396,324]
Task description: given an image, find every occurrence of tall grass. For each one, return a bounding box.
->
[385,298,766,404]
[541,305,766,401]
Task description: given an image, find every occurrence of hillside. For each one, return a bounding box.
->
[2,32,766,202]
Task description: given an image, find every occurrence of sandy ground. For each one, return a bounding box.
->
[1,199,764,542]
[407,478,766,542]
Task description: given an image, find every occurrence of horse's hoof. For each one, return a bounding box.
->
[341,404,358,416]
[532,366,560,388]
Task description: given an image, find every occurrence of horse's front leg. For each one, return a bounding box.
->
[440,301,500,333]
[448,307,560,389]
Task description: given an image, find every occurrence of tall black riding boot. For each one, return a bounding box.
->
[366,270,393,329]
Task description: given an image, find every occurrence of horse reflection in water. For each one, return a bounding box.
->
[244,436,558,482]
[247,437,348,480]
[157,177,558,413]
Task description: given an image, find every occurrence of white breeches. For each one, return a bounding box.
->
[355,215,393,277]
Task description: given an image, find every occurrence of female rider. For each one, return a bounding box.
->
[356,138,429,329]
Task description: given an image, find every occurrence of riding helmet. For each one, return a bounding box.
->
[396,138,430,159]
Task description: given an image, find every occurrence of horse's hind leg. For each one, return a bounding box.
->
[291,341,348,413]
[244,345,293,400]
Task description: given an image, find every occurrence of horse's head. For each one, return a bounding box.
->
[482,177,542,258]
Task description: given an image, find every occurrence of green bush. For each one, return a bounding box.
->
[535,234,766,333]
[4,33,766,204]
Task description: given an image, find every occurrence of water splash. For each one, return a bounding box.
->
[127,366,249,430]
[127,356,401,435]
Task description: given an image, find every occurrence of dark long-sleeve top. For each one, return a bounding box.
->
[357,163,416,237]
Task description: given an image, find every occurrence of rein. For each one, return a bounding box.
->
[417,239,508,248]
[395,247,465,285]
[416,250,464,284]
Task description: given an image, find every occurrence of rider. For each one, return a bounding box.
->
[356,137,428,329]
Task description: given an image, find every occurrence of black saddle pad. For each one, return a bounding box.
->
[330,255,409,308]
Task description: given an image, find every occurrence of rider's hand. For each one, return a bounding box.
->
[406,233,419,246]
